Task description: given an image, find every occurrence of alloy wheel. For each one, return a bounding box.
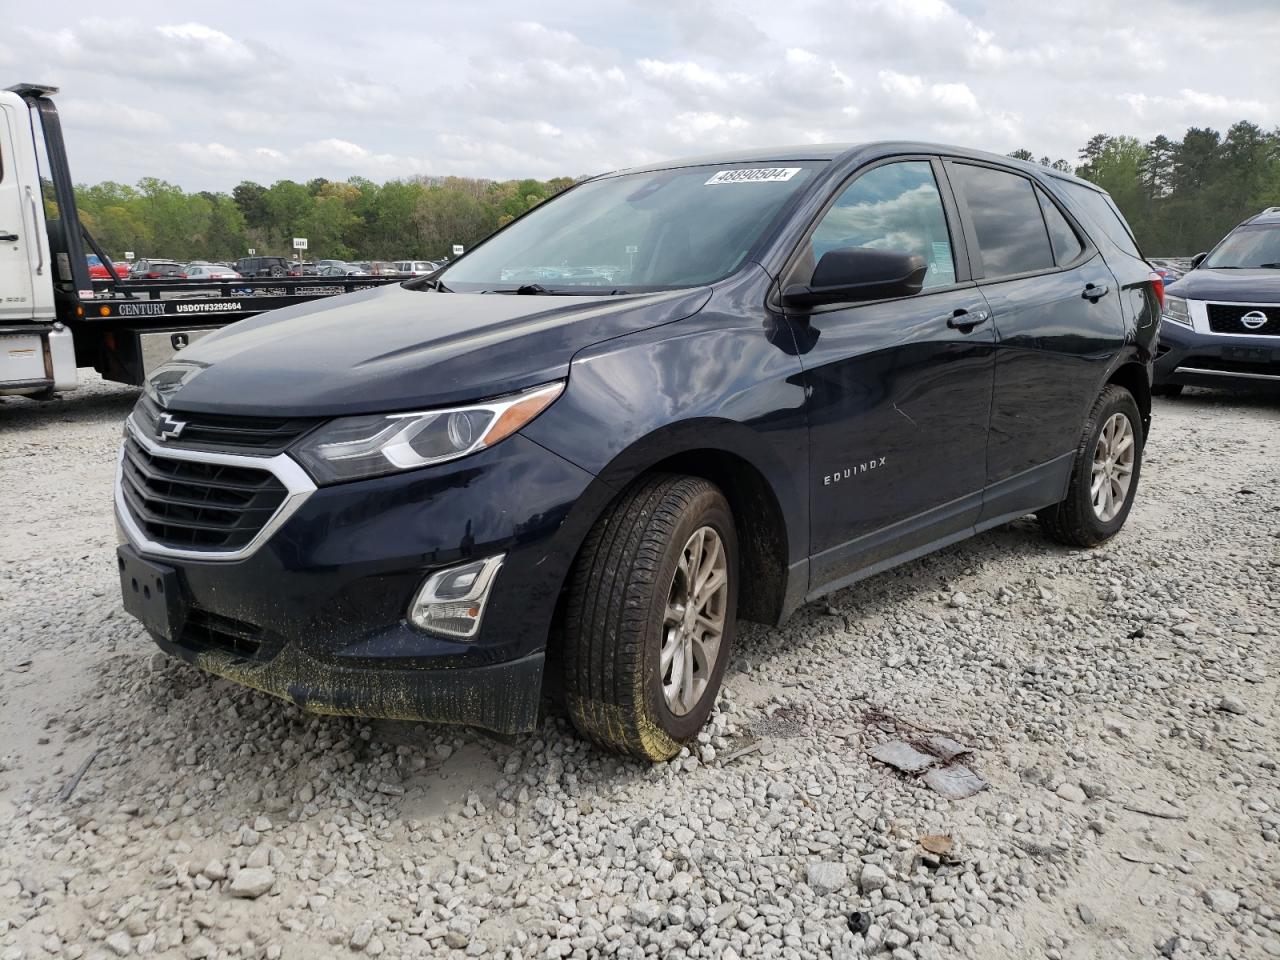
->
[660,526,729,716]
[1090,412,1135,522]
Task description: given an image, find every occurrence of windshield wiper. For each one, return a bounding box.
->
[410,276,452,292]
[1257,262,1280,269]
[479,283,555,294]
[478,284,638,296]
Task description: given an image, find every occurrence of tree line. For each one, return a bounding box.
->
[1011,120,1280,255]
[73,119,1279,263]
[74,175,575,264]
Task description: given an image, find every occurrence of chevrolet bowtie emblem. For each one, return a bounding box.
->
[156,411,187,441]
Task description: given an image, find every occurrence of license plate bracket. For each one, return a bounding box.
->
[1222,345,1274,363]
[118,545,187,642]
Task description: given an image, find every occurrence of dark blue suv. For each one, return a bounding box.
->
[116,144,1160,759]
[1155,207,1280,394]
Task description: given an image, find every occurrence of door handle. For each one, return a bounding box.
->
[946,307,990,332]
[1082,281,1110,301]
[0,231,18,242]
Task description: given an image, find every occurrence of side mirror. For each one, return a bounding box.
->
[782,248,928,309]
[1190,252,1208,269]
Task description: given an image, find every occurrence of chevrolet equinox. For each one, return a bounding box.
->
[116,144,1160,760]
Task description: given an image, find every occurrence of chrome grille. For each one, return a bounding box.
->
[119,435,288,550]
[133,395,317,453]
[1206,303,1280,336]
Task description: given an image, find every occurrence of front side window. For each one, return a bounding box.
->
[26,106,59,220]
[1203,225,1280,269]
[808,161,956,290]
[951,163,1055,279]
[438,162,823,293]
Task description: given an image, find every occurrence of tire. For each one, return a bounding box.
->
[1037,384,1144,547]
[1152,383,1183,398]
[269,265,286,278]
[562,474,738,761]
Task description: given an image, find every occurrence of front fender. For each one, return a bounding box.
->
[521,302,810,567]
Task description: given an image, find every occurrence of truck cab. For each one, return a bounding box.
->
[1,82,404,399]
[0,83,76,397]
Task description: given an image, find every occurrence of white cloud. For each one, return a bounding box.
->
[6,1,1275,189]
[58,99,170,133]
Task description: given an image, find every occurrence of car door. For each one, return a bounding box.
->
[944,160,1126,524]
[785,157,996,593]
[0,106,35,323]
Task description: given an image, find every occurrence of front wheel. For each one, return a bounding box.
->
[562,475,738,761]
[1038,384,1144,547]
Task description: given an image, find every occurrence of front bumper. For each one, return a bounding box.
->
[115,428,602,734]
[1154,319,1280,388]
[155,630,546,733]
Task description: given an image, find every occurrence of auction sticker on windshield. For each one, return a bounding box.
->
[705,167,801,185]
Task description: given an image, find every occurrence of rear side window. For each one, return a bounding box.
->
[1037,188,1085,265]
[1056,180,1142,259]
[950,163,1054,279]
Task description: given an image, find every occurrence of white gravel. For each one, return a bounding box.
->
[1,374,1278,960]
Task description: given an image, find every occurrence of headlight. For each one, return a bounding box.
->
[1162,295,1192,327]
[291,381,564,484]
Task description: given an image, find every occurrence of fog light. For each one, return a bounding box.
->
[408,555,504,639]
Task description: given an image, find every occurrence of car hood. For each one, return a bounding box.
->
[164,282,712,417]
[1166,268,1280,303]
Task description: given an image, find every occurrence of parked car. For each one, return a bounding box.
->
[369,261,404,276]
[1148,257,1188,288]
[315,262,368,276]
[183,263,243,280]
[86,254,129,280]
[394,260,441,276]
[116,144,1158,760]
[1155,208,1280,395]
[233,256,295,278]
[128,258,185,280]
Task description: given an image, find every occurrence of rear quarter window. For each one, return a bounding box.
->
[1055,180,1142,259]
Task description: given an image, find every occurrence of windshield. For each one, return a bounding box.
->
[1204,225,1280,269]
[436,162,824,293]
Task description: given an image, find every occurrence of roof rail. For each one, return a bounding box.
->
[5,82,59,98]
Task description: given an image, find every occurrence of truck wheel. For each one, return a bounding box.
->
[563,475,738,761]
[1037,384,1144,547]
[269,265,286,277]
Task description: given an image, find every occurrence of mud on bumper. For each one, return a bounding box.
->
[153,633,545,735]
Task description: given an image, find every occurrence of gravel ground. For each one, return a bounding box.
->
[1,373,1277,960]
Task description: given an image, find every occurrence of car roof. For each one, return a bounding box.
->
[1242,207,1280,226]
[602,141,1102,192]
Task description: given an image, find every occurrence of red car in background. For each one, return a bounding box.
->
[86,254,129,280]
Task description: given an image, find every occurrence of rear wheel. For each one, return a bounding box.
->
[1038,384,1143,547]
[269,265,286,278]
[562,475,737,761]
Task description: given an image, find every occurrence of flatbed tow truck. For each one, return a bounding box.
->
[0,83,401,398]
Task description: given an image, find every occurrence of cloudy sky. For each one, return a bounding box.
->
[4,0,1276,191]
